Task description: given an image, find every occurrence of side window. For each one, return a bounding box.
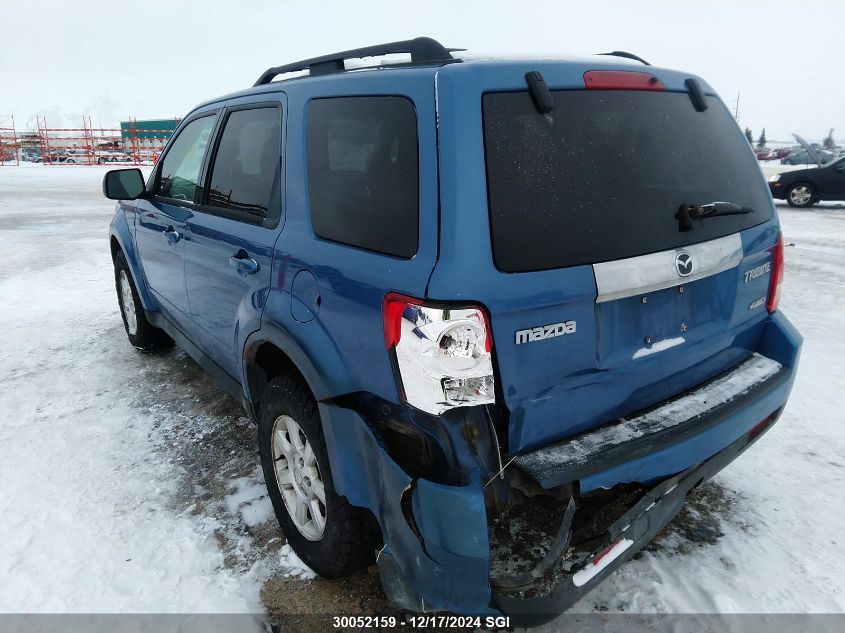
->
[206,107,282,220]
[156,115,216,202]
[307,96,418,258]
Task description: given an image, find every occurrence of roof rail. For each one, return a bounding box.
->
[596,51,651,66]
[253,37,462,86]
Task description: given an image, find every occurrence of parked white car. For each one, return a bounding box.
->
[95,150,133,164]
[62,149,92,164]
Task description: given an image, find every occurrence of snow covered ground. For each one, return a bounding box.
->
[0,165,843,625]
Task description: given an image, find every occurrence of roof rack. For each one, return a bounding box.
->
[253,37,462,86]
[596,50,651,66]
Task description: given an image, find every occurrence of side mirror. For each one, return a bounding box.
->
[103,168,146,200]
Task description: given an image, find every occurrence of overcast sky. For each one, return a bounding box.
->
[2,0,842,145]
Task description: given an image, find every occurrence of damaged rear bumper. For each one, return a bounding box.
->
[491,418,782,625]
[317,312,801,623]
[319,402,496,615]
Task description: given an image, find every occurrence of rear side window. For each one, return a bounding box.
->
[157,115,216,202]
[483,91,773,272]
[307,96,418,258]
[206,107,281,220]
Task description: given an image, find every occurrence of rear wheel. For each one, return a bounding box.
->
[258,371,379,578]
[786,182,816,207]
[113,250,172,351]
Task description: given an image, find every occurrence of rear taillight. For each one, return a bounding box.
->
[767,233,784,313]
[583,70,665,91]
[383,293,495,415]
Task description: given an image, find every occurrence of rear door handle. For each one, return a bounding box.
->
[229,251,260,275]
[162,227,182,244]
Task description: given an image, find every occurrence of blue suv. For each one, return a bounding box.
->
[104,38,802,624]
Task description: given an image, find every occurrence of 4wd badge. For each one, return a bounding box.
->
[515,321,577,345]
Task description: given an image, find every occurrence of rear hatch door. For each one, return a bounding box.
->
[430,63,780,453]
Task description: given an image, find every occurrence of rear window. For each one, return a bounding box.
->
[483,91,773,272]
[307,96,419,258]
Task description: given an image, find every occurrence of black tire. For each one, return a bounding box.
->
[786,182,817,208]
[258,371,379,578]
[97,157,106,164]
[113,250,173,351]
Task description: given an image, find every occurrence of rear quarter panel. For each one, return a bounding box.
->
[248,70,440,402]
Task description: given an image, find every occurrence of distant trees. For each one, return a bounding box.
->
[744,127,754,144]
[823,128,835,150]
[757,128,767,148]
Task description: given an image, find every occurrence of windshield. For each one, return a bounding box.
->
[482,90,773,272]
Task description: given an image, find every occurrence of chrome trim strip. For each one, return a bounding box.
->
[593,233,743,303]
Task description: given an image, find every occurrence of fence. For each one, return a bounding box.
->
[0,116,19,166]
[8,116,180,166]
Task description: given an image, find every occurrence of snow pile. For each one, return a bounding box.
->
[632,336,685,359]
[225,469,276,528]
[276,545,316,580]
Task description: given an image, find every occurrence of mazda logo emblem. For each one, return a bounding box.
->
[675,251,694,277]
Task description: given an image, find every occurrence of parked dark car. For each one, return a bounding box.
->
[769,156,845,206]
[102,38,801,624]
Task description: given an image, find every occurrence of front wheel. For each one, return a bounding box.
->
[259,372,379,578]
[113,250,172,351]
[786,182,816,207]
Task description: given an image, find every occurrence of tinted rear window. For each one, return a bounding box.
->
[307,96,418,258]
[483,91,772,272]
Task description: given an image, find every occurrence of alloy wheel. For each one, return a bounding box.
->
[789,185,812,206]
[119,270,137,335]
[272,414,326,541]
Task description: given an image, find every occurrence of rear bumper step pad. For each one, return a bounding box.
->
[514,353,784,487]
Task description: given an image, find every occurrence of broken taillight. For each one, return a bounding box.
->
[383,293,495,415]
[767,232,784,313]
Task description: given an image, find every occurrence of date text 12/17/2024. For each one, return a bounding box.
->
[332,615,511,629]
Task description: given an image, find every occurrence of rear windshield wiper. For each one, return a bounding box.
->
[676,201,754,231]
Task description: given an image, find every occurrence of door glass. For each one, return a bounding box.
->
[206,107,282,219]
[156,115,216,202]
